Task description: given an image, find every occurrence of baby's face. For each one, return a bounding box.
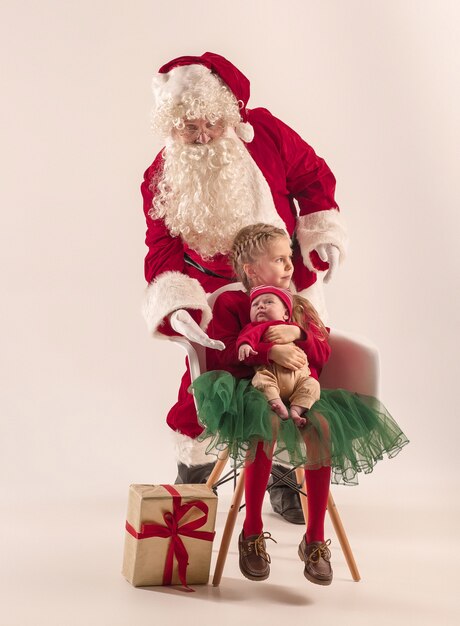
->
[250,293,288,323]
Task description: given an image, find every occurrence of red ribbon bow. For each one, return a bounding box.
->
[125,484,215,591]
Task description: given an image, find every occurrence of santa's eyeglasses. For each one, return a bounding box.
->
[176,120,225,140]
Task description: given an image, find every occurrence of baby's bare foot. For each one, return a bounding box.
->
[269,398,289,420]
[290,405,307,428]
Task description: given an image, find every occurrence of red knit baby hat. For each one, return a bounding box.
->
[249,285,293,318]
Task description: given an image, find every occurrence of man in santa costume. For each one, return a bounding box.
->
[142,52,347,524]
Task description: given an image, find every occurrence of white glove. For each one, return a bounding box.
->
[314,244,340,284]
[169,309,225,351]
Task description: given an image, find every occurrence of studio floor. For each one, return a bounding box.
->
[2,475,458,626]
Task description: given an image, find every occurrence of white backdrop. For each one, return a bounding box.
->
[1,0,459,507]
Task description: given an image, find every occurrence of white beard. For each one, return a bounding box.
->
[149,133,284,259]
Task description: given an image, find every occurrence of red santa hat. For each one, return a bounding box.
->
[249,285,294,319]
[151,52,254,142]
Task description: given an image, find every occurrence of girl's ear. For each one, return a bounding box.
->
[283,312,290,321]
[243,262,256,281]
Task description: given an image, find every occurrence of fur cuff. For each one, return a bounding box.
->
[296,210,348,272]
[172,431,217,466]
[142,271,212,338]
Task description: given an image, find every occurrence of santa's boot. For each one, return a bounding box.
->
[173,432,217,487]
[267,463,305,524]
[174,461,216,485]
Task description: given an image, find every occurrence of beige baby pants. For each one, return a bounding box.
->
[252,362,320,409]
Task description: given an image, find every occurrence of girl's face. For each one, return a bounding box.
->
[244,236,294,289]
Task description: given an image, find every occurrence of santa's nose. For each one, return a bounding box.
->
[195,132,211,144]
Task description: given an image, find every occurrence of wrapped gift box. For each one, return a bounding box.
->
[122,484,217,588]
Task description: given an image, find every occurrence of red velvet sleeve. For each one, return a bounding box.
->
[296,323,331,380]
[141,152,186,283]
[271,114,339,217]
[236,323,266,351]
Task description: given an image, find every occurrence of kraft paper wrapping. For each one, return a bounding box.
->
[122,484,218,587]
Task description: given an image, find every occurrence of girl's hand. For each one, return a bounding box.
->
[238,343,258,361]
[268,344,307,370]
[264,324,303,344]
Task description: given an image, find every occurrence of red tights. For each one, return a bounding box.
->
[304,465,331,543]
[243,442,273,538]
[243,441,331,542]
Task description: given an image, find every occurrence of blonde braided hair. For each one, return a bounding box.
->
[230,223,287,289]
[230,223,328,340]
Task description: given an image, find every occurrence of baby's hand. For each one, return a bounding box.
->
[238,343,258,361]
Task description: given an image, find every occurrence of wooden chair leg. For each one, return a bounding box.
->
[212,467,245,587]
[294,467,309,526]
[205,449,229,489]
[327,491,361,581]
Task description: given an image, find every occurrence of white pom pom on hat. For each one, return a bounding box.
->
[235,121,254,142]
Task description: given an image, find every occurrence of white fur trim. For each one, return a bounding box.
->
[152,64,213,107]
[235,121,254,143]
[172,431,217,466]
[296,211,348,272]
[142,271,212,338]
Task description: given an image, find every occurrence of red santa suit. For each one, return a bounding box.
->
[142,53,345,453]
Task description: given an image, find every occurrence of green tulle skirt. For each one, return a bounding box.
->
[191,370,409,486]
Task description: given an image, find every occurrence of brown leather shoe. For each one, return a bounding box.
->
[298,535,333,586]
[238,531,276,581]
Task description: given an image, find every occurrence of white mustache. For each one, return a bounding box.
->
[177,138,238,168]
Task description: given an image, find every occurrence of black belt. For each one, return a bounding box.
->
[184,253,237,282]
